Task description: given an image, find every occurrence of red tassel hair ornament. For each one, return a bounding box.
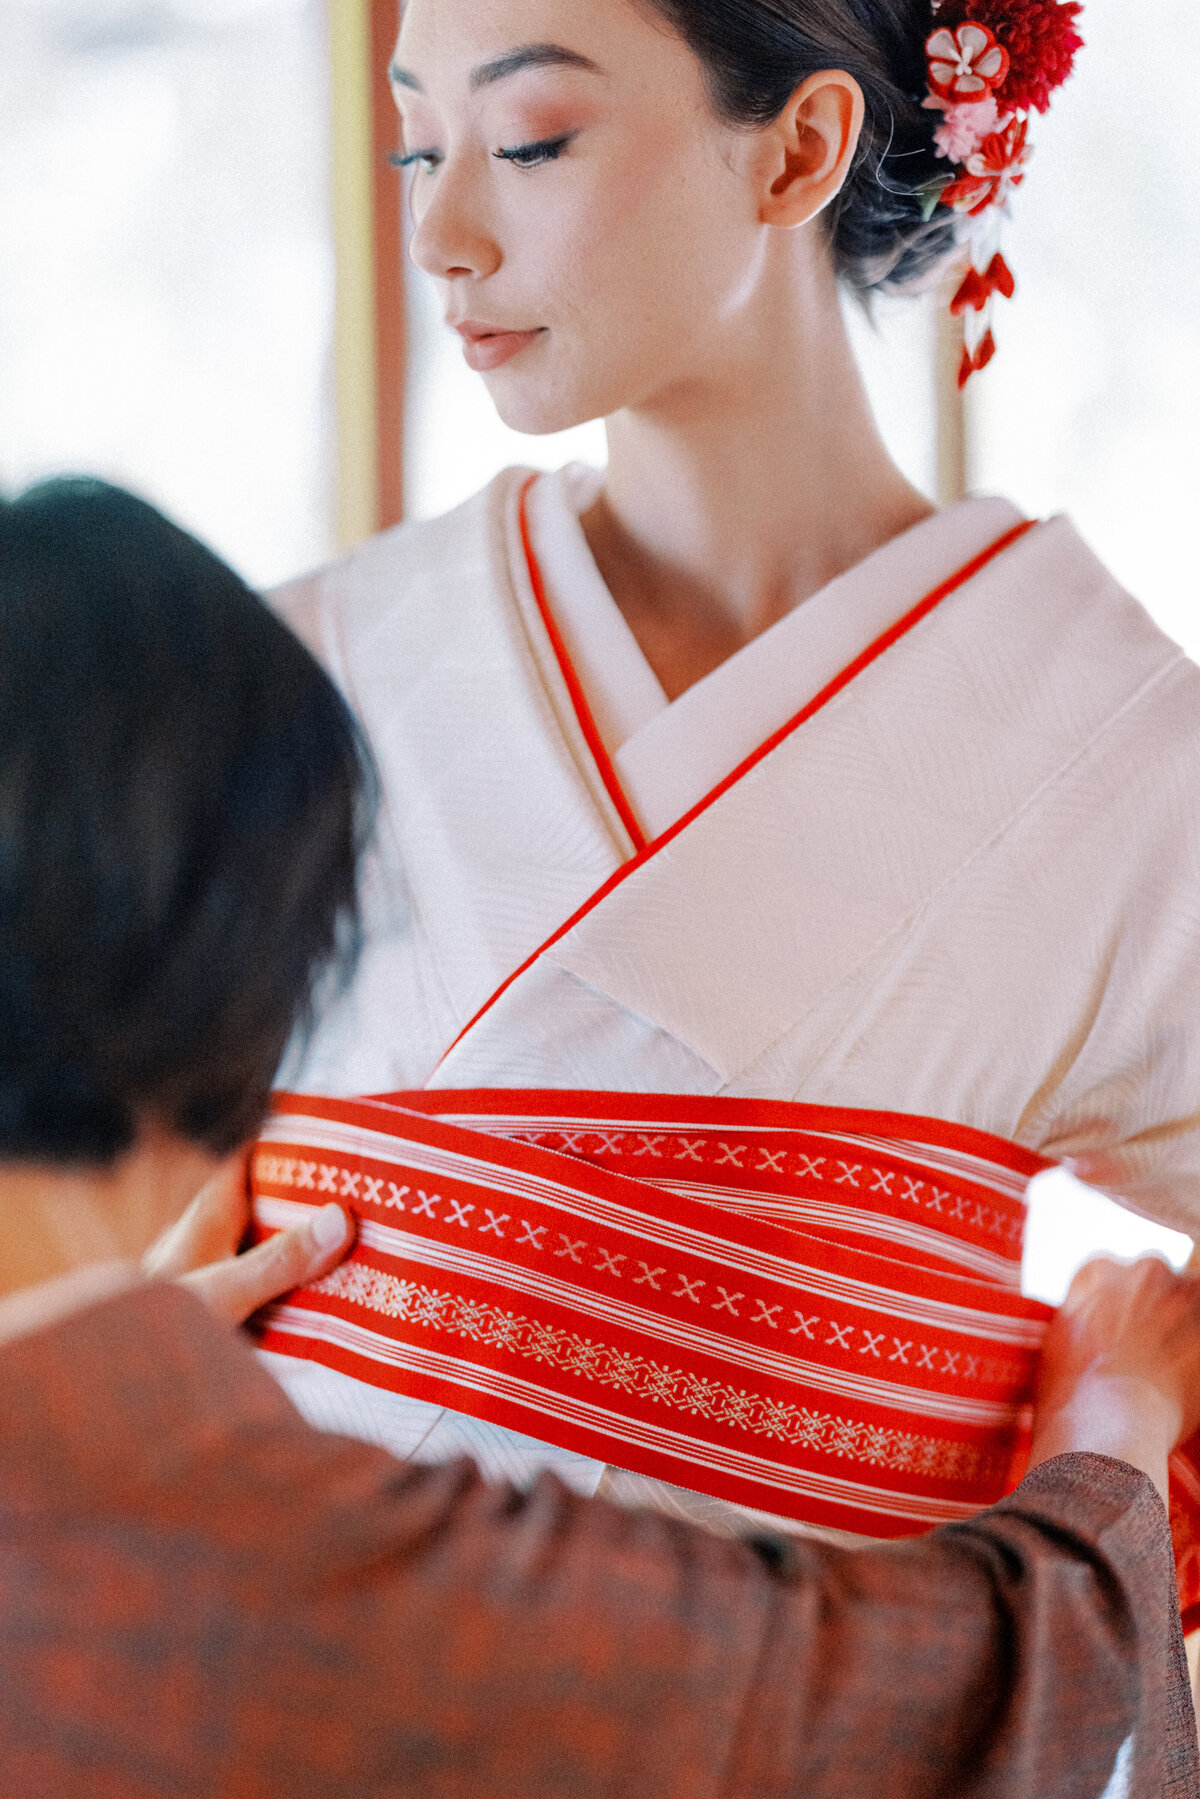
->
[924,0,1084,385]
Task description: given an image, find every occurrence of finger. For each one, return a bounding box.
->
[1061,1254,1123,1310]
[177,1204,354,1326]
[1063,1252,1181,1320]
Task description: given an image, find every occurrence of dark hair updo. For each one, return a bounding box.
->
[644,0,955,292]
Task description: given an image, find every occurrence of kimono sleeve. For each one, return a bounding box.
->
[396,1453,1195,1799]
[1027,655,1200,1238]
[723,1455,1197,1799]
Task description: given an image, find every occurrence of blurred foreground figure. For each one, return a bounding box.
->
[0,481,1195,1798]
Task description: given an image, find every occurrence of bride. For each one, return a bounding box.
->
[264,0,1200,1536]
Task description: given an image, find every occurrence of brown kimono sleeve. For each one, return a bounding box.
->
[725,1455,1198,1797]
[0,1285,1194,1799]
[347,1449,1197,1799]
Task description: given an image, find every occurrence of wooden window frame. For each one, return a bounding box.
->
[329,0,406,546]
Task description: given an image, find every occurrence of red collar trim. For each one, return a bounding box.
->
[518,476,648,852]
[451,498,1036,1070]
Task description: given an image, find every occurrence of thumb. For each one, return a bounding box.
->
[1060,1254,1123,1312]
[177,1204,354,1326]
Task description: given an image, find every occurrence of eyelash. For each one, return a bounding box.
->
[389,134,573,176]
[390,149,440,174]
[493,134,574,169]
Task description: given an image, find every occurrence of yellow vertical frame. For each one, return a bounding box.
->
[935,291,969,507]
[328,0,381,549]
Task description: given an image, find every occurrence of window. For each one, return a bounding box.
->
[969,0,1200,658]
[0,0,336,588]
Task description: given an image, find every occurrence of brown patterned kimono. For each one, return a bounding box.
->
[0,1282,1193,1798]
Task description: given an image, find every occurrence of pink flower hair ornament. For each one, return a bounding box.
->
[923,0,1084,387]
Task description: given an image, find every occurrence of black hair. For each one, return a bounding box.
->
[642,0,955,292]
[0,477,374,1165]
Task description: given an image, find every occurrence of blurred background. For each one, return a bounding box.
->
[2,0,1197,1291]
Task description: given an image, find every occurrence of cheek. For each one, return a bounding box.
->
[484,129,755,430]
[535,149,746,341]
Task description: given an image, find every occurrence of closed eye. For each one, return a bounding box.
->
[390,148,442,174]
[493,134,574,169]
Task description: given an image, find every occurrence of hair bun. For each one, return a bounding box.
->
[646,0,1083,371]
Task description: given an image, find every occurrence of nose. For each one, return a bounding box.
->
[409,156,502,284]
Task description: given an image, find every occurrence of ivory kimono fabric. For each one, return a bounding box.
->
[269,467,1200,1504]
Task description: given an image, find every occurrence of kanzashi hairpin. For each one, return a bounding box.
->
[923,0,1084,385]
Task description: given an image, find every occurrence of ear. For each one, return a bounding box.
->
[757,70,865,229]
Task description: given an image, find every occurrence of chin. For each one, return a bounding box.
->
[483,365,610,439]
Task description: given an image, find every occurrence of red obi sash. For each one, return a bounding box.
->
[251,1089,1200,1628]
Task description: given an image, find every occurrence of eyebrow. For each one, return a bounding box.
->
[389,43,603,95]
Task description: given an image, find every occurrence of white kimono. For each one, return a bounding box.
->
[267,464,1200,1518]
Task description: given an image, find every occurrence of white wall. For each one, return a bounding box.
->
[969,0,1200,657]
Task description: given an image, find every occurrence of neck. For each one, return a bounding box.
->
[585,247,933,699]
[0,1128,212,1313]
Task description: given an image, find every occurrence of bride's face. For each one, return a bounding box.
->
[393,0,773,434]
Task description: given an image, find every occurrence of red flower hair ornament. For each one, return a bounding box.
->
[941,118,1031,216]
[923,0,1084,385]
[926,23,1010,104]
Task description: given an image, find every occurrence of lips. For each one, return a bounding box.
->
[453,321,545,373]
